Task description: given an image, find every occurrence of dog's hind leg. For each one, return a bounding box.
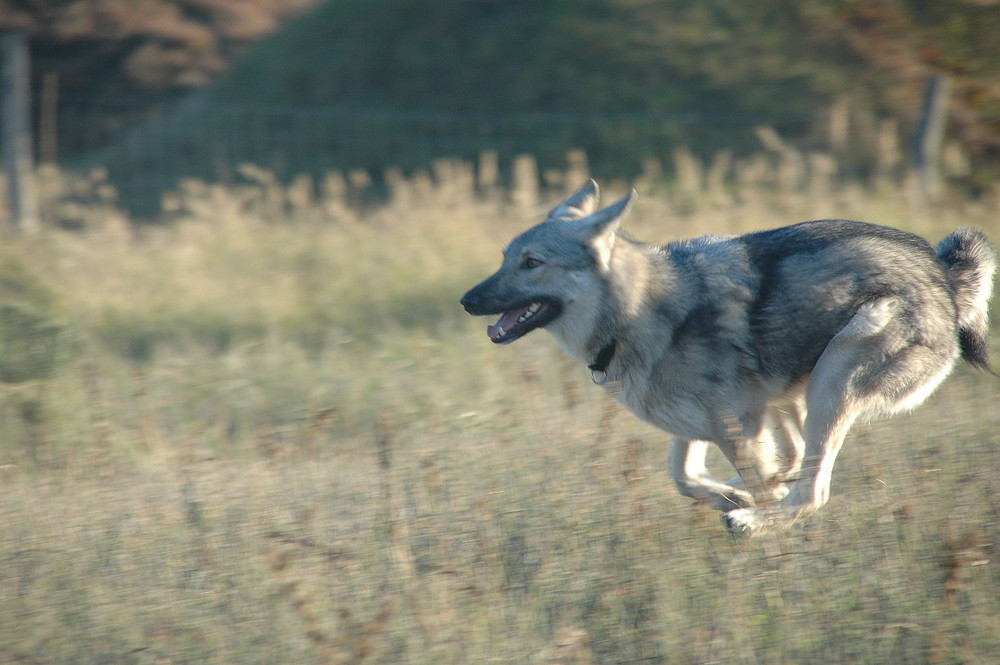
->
[727,301,890,535]
[670,439,755,512]
[787,297,957,517]
[726,297,958,536]
[771,397,806,482]
[726,329,869,534]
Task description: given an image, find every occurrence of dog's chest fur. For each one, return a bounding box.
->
[578,236,764,441]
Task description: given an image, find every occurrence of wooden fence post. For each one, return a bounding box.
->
[1,32,40,232]
[912,74,951,203]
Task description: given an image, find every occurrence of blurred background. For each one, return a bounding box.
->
[1,2,999,664]
[3,0,1000,218]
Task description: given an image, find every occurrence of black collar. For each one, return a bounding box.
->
[588,339,617,384]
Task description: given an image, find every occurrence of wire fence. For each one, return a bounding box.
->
[51,95,815,217]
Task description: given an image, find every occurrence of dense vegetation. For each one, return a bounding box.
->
[10,0,1000,207]
[2,155,999,663]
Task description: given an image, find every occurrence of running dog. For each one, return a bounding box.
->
[461,180,996,536]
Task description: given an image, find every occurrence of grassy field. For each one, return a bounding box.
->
[2,151,999,664]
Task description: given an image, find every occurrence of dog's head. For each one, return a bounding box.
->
[460,179,636,344]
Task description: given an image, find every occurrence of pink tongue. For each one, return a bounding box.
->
[487,308,528,338]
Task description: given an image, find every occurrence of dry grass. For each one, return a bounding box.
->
[2,148,1000,664]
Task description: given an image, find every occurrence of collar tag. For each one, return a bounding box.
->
[587,338,617,386]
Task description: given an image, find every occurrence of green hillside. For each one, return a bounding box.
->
[210,0,1000,149]
[206,0,865,157]
[214,1,855,116]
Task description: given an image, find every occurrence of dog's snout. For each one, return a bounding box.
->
[462,274,500,315]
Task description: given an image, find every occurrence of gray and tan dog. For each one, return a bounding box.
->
[461,180,996,536]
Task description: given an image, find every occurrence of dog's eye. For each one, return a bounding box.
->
[522,257,542,270]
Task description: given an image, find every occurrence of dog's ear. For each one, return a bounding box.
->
[546,179,600,222]
[570,190,637,273]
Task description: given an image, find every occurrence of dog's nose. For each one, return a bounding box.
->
[460,291,479,313]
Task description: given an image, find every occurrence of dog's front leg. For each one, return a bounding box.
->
[670,439,755,512]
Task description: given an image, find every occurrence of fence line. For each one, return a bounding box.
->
[2,33,39,231]
[44,94,816,217]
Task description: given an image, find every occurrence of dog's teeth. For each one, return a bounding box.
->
[518,303,541,324]
[497,303,544,338]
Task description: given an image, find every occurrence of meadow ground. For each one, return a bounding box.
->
[1,151,999,664]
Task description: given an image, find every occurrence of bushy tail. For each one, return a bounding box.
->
[936,228,997,370]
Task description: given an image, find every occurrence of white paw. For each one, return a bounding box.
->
[724,508,767,538]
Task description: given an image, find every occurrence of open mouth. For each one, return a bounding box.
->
[486,300,560,344]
